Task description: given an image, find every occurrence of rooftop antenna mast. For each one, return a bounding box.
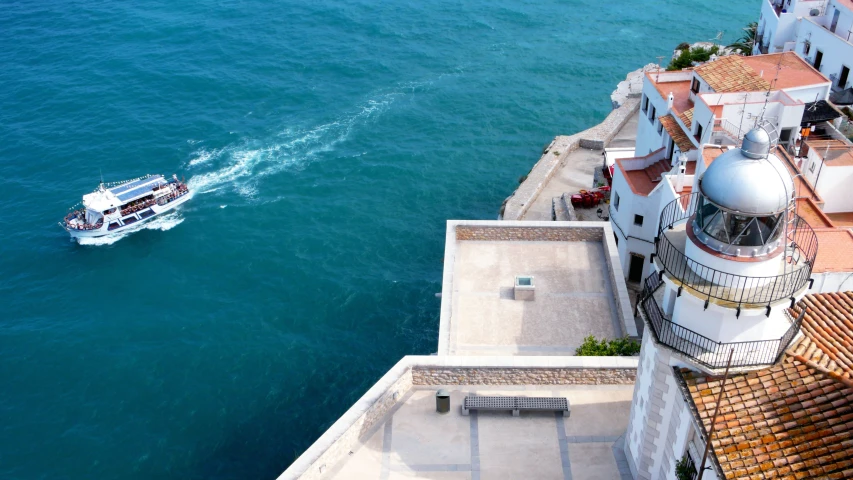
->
[697,349,734,480]
[656,56,666,80]
[758,55,784,126]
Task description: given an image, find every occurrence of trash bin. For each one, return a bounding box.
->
[435,389,450,414]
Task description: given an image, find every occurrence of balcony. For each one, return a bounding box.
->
[640,274,802,369]
[653,194,817,309]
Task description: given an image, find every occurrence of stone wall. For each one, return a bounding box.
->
[412,367,637,385]
[455,225,603,242]
[502,95,641,220]
[280,361,413,480]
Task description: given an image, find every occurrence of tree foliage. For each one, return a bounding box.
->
[675,455,698,480]
[667,45,720,71]
[728,22,758,56]
[575,335,641,356]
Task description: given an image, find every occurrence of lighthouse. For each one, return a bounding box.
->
[622,128,817,479]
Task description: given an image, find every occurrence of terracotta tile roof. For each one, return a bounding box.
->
[659,114,696,152]
[789,293,853,381]
[649,74,694,115]
[702,145,728,168]
[742,52,830,90]
[679,108,694,129]
[694,55,771,93]
[796,197,834,229]
[826,212,853,227]
[812,229,853,273]
[676,292,853,480]
[618,158,671,197]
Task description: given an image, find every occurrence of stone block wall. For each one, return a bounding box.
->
[412,367,636,385]
[455,225,603,242]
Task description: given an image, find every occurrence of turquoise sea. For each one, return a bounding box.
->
[1,1,758,478]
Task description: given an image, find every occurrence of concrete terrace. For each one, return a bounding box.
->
[280,356,638,480]
[438,221,636,356]
[327,385,634,480]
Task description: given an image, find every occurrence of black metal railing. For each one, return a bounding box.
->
[640,275,803,369]
[655,193,817,308]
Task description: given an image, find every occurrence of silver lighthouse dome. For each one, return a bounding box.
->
[693,127,795,257]
[698,128,795,215]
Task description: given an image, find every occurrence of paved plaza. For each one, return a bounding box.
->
[327,385,634,480]
[448,241,622,356]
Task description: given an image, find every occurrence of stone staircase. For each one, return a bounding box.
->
[643,159,672,182]
[551,193,578,221]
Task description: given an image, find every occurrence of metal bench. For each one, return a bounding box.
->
[461,396,570,417]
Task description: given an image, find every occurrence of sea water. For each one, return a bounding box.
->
[0,1,758,477]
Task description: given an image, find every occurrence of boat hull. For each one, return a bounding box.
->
[65,190,193,239]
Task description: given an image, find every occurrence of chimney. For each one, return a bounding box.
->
[667,92,674,110]
[675,153,687,193]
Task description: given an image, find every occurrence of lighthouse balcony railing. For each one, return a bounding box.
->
[654,193,818,308]
[640,274,802,369]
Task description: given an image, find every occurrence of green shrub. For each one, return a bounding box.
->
[675,455,698,480]
[575,335,641,356]
[667,45,720,71]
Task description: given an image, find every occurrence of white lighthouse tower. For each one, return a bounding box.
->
[622,128,817,479]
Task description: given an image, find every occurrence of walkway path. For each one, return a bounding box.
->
[521,111,638,221]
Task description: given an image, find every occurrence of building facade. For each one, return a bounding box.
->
[755,0,853,92]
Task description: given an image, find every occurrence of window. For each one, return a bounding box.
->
[614,192,620,211]
[657,120,664,135]
[695,123,703,142]
[696,197,783,247]
[613,232,619,246]
[803,40,811,56]
[691,78,700,93]
[810,161,817,173]
[641,95,649,114]
[649,105,656,123]
[634,214,644,226]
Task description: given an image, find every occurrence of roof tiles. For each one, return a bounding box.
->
[659,114,696,152]
[677,292,853,480]
[694,55,771,93]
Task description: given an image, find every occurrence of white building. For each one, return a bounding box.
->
[608,52,853,285]
[621,129,853,479]
[755,0,853,92]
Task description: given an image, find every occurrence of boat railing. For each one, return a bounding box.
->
[63,210,104,231]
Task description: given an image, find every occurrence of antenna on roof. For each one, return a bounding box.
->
[758,55,785,126]
[656,56,666,80]
[696,349,734,480]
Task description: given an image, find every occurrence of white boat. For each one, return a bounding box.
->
[61,174,192,239]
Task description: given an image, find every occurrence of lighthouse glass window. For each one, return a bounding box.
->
[697,198,782,248]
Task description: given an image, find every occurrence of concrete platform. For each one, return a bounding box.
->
[327,385,634,480]
[448,240,622,356]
